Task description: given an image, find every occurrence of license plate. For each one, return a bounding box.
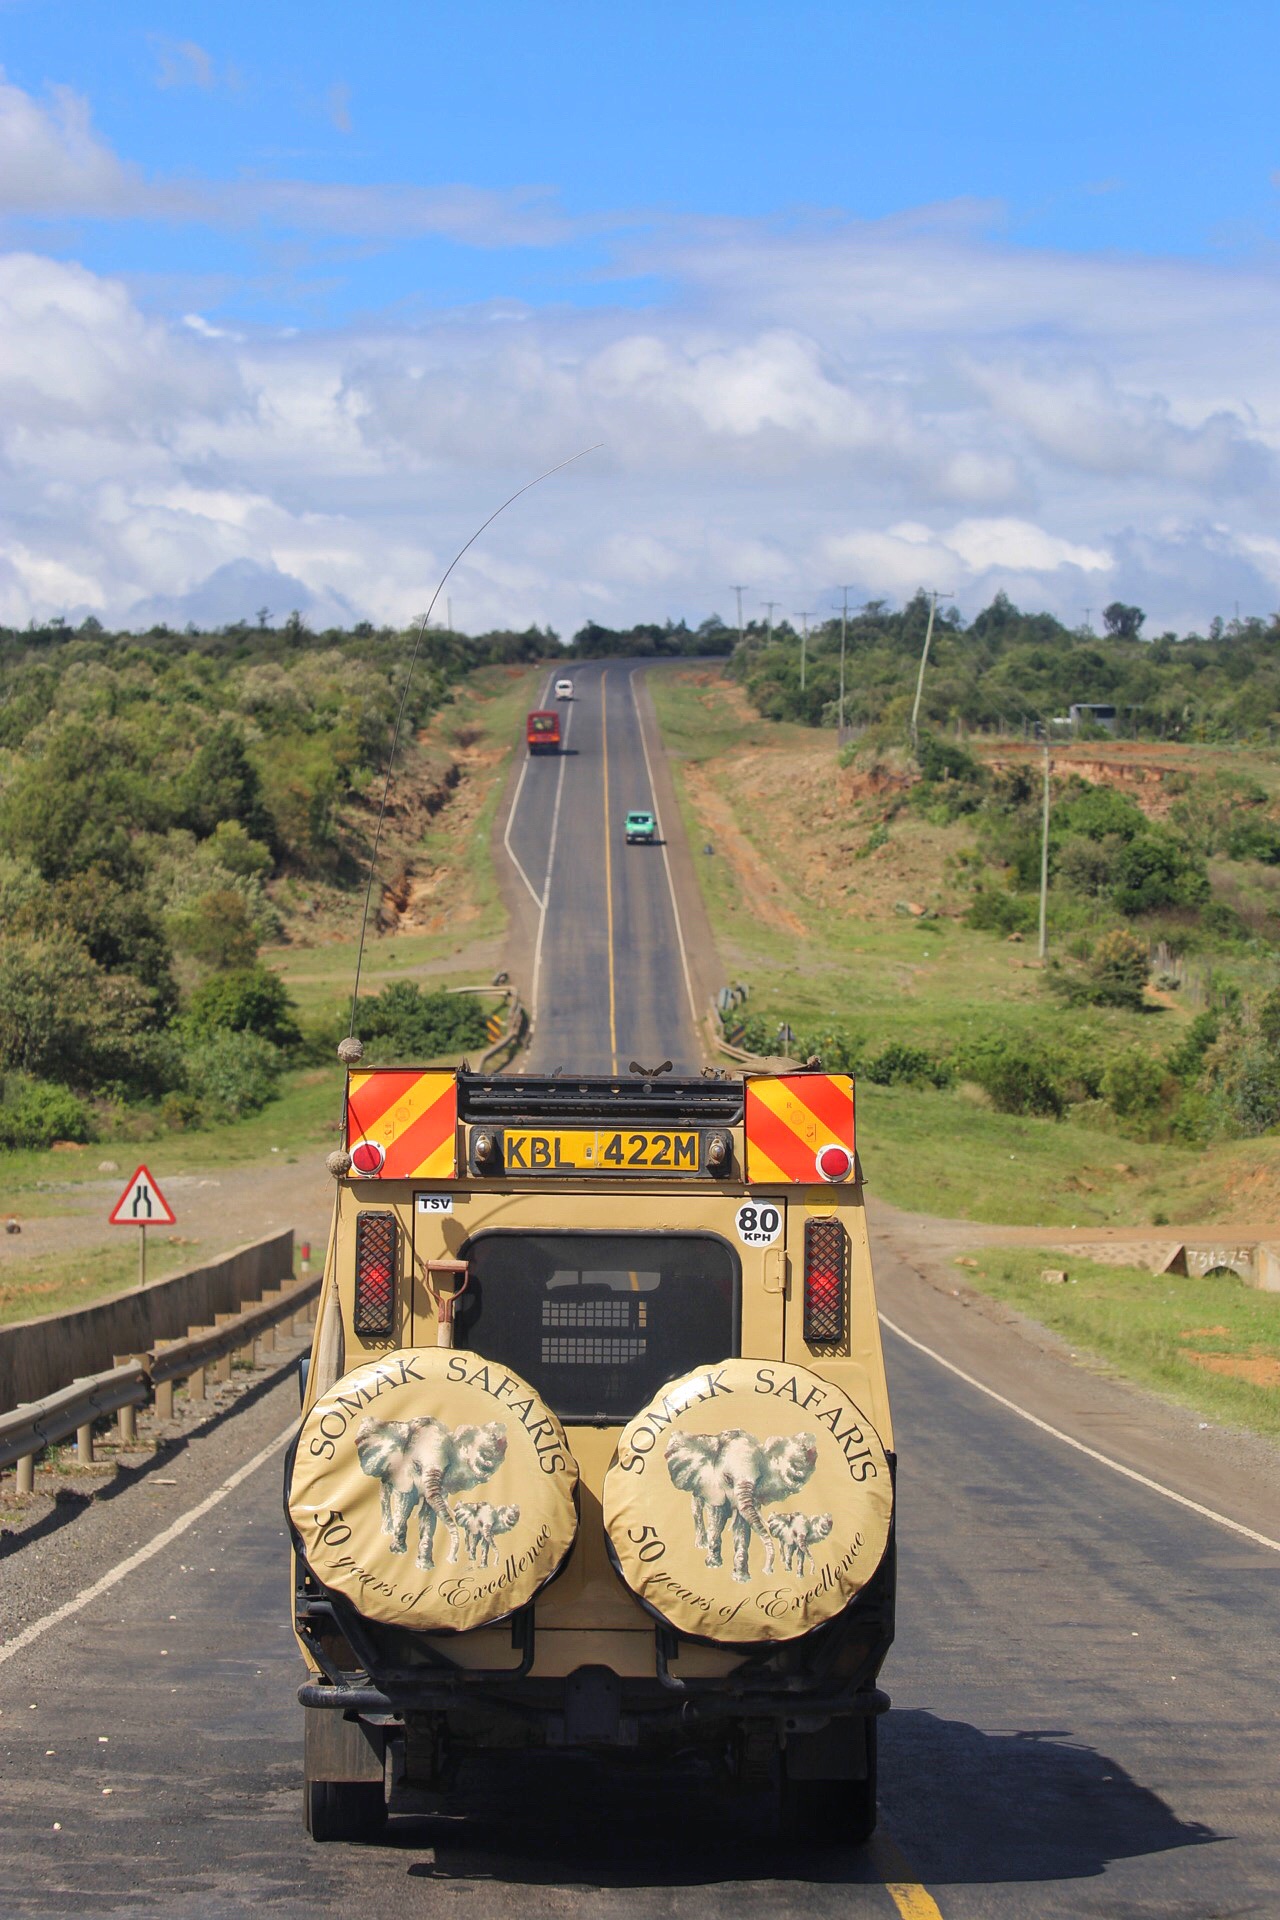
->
[501,1128,700,1173]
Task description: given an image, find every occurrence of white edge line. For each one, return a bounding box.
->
[528,681,575,1031]
[501,667,557,911]
[879,1311,1280,1555]
[629,667,700,1035]
[0,1423,297,1666]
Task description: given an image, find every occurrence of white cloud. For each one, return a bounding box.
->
[150,38,215,92]
[0,83,1278,637]
[0,70,135,214]
[0,71,577,246]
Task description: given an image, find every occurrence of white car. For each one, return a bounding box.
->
[555,678,574,700]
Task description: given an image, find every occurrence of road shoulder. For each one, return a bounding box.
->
[870,1195,1280,1548]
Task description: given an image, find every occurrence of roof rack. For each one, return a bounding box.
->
[459,1074,745,1125]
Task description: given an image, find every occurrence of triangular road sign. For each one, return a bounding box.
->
[109,1164,177,1227]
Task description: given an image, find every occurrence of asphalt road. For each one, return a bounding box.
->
[503,661,701,1074]
[3,665,1279,1916]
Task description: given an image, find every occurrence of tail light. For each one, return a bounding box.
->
[803,1216,847,1345]
[354,1210,397,1338]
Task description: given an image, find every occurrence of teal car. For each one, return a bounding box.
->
[625,809,657,844]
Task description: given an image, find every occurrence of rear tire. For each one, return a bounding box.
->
[778,1718,877,1848]
[304,1780,387,1843]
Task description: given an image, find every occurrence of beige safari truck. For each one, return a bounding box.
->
[286,1065,896,1845]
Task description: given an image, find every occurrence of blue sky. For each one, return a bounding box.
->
[1,2,1279,635]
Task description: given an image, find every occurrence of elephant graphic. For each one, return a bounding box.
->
[355,1415,507,1570]
[766,1510,834,1576]
[453,1501,521,1567]
[664,1429,818,1583]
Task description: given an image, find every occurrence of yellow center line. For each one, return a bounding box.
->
[868,1831,946,1920]
[600,669,619,1072]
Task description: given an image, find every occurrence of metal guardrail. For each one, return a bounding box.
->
[479,993,527,1070]
[707,1001,798,1071]
[0,1272,319,1490]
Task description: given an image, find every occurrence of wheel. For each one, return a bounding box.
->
[778,1718,877,1848]
[304,1779,387,1843]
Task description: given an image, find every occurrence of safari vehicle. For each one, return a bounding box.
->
[625,809,656,844]
[287,1066,895,1845]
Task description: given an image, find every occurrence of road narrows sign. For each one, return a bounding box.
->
[109,1164,177,1227]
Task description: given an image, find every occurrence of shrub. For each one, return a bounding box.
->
[1100,1048,1169,1123]
[913,733,985,816]
[1057,832,1124,898]
[356,982,490,1062]
[861,1043,953,1089]
[965,888,1038,935]
[1225,818,1280,864]
[1055,785,1147,843]
[798,1028,864,1076]
[169,889,260,970]
[955,1036,1065,1117]
[1166,1011,1220,1082]
[0,1078,96,1150]
[1110,831,1209,914]
[1084,929,1149,1009]
[184,966,302,1051]
[0,934,165,1093]
[1201,1030,1280,1138]
[180,1030,283,1124]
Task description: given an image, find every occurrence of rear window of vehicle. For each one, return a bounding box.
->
[454,1232,739,1422]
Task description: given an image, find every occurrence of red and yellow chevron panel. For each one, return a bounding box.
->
[745,1073,855,1184]
[346,1069,458,1180]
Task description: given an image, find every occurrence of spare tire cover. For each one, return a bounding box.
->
[288,1348,578,1632]
[603,1359,892,1645]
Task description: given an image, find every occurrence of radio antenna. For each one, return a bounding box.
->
[347,445,601,1038]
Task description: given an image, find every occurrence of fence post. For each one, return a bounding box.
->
[212,1314,236,1382]
[114,1358,137,1444]
[77,1420,95,1464]
[16,1453,34,1494]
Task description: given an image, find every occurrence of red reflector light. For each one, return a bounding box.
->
[354,1210,397,1337]
[815,1143,852,1183]
[350,1139,385,1176]
[804,1216,847,1344]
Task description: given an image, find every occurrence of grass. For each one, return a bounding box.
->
[650,669,1280,1229]
[960,1246,1280,1437]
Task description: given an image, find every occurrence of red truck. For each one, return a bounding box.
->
[526,709,561,754]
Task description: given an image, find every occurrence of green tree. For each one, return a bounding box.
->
[177,722,276,845]
[184,966,302,1050]
[1102,603,1145,640]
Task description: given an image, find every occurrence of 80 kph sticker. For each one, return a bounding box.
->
[735,1202,782,1247]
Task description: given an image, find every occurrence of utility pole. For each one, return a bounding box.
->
[731,585,748,652]
[798,611,813,693]
[763,601,778,647]
[1082,607,1092,633]
[909,588,953,755]
[833,587,857,739]
[447,597,453,634]
[1038,734,1051,960]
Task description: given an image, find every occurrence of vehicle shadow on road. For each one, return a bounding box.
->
[391,1751,884,1889]
[880,1709,1218,1885]
[387,1711,1217,1891]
